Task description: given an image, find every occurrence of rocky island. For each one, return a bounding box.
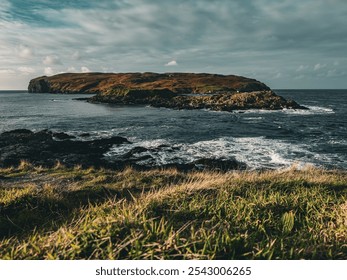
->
[28,72,306,111]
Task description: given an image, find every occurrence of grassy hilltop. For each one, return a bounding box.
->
[28,72,270,94]
[27,72,305,111]
[0,162,346,259]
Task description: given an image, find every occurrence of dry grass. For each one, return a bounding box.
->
[0,165,346,259]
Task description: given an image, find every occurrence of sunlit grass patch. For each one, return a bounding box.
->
[0,165,346,259]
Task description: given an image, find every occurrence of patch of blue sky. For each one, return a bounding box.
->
[3,0,94,27]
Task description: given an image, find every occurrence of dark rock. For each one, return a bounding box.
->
[0,129,129,169]
[1,129,33,135]
[192,158,246,171]
[79,133,91,137]
[160,158,247,172]
[73,98,90,101]
[52,132,76,140]
[0,129,247,172]
[28,76,50,93]
[91,90,306,111]
[122,147,149,158]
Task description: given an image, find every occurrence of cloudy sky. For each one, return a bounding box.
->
[0,0,346,89]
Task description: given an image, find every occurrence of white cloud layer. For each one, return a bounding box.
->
[81,66,91,73]
[18,45,34,59]
[0,69,15,74]
[67,66,77,72]
[313,63,326,71]
[44,67,54,76]
[18,66,35,75]
[43,55,61,65]
[165,60,177,66]
[0,0,347,89]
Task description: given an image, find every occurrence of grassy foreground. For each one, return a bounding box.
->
[0,162,346,259]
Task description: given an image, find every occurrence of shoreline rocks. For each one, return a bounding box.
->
[90,89,306,111]
[0,129,246,171]
[0,129,129,169]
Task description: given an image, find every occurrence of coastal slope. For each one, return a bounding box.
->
[28,72,306,111]
[1,165,346,259]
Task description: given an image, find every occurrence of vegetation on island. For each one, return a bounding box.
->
[28,72,306,111]
[28,72,271,95]
[1,162,346,259]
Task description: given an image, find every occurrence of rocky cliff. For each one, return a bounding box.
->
[28,72,271,94]
[28,72,306,111]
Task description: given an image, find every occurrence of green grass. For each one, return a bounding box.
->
[0,163,346,259]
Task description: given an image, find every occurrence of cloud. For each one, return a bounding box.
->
[296,65,308,72]
[0,69,15,74]
[1,0,347,89]
[165,60,178,66]
[81,66,91,73]
[274,72,282,79]
[18,66,35,75]
[18,45,34,59]
[67,66,77,72]
[294,74,305,80]
[327,69,337,77]
[313,63,326,71]
[43,55,61,65]
[71,51,81,60]
[44,67,54,76]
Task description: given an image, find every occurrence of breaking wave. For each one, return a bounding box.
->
[104,136,334,169]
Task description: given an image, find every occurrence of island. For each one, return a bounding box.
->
[28,72,306,111]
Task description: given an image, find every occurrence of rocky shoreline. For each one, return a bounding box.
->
[90,88,305,111]
[0,129,246,171]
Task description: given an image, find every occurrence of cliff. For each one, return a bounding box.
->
[28,72,306,111]
[28,72,270,94]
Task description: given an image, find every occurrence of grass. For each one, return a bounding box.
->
[0,163,346,259]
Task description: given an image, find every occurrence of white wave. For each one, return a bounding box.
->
[328,139,347,145]
[244,117,263,120]
[282,105,335,115]
[238,105,334,116]
[67,127,144,140]
[105,136,323,169]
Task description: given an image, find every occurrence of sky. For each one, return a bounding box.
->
[0,0,346,89]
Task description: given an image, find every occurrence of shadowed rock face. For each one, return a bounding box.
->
[0,129,129,169]
[28,72,306,110]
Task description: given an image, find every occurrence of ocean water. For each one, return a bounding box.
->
[0,89,346,170]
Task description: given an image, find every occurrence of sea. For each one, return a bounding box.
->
[0,89,346,170]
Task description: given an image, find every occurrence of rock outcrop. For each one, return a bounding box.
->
[0,129,246,171]
[28,72,306,110]
[91,89,304,111]
[0,129,129,168]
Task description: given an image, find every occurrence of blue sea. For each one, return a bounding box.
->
[0,90,346,170]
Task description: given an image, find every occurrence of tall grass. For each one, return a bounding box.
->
[0,165,346,259]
